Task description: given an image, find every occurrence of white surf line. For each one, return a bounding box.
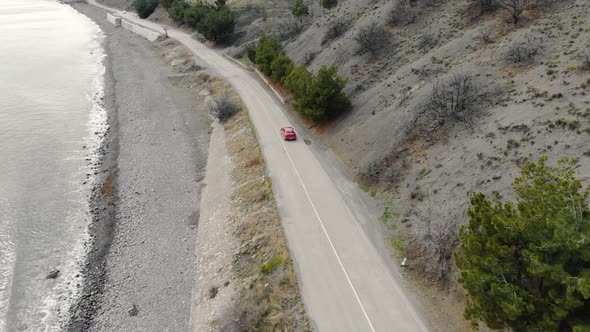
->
[278,140,376,332]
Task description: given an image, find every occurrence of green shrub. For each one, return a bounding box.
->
[261,255,284,274]
[246,46,256,63]
[183,3,209,27]
[255,36,283,76]
[294,65,350,122]
[182,2,234,42]
[320,0,337,9]
[292,0,309,16]
[254,38,350,123]
[456,156,590,331]
[284,65,312,98]
[196,6,234,42]
[134,0,158,18]
[168,0,188,21]
[270,53,294,83]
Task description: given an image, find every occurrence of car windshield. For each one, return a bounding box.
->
[286,129,294,133]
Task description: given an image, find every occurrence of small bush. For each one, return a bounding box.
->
[320,0,337,9]
[405,197,463,283]
[418,33,437,51]
[219,296,261,331]
[409,218,460,282]
[182,2,234,42]
[506,34,542,63]
[261,255,284,274]
[424,72,481,128]
[196,6,235,42]
[283,65,313,98]
[389,1,415,26]
[478,24,495,44]
[292,65,350,122]
[208,286,218,299]
[254,35,283,75]
[323,17,348,44]
[506,138,520,149]
[292,0,309,17]
[183,3,209,27]
[499,0,530,24]
[471,0,498,13]
[168,0,188,22]
[160,0,172,9]
[555,118,580,130]
[209,93,240,122]
[303,51,317,65]
[134,0,158,18]
[354,22,390,56]
[246,46,256,63]
[273,17,305,41]
[270,53,294,82]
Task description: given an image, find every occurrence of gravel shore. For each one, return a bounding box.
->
[68,4,210,331]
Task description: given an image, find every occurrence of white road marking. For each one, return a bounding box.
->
[278,139,377,332]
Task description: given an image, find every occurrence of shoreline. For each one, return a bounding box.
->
[67,3,210,330]
[67,3,121,330]
[71,4,310,330]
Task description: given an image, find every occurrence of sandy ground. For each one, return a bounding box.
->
[69,4,210,331]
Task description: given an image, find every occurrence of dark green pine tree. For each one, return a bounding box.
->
[456,156,590,332]
[254,36,283,76]
[297,65,350,122]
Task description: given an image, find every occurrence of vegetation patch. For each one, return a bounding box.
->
[252,36,351,122]
[456,157,590,331]
[134,0,158,18]
[320,0,337,10]
[161,0,235,42]
[291,0,308,17]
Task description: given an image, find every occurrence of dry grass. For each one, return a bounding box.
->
[100,174,116,197]
[154,38,199,73]
[220,88,310,331]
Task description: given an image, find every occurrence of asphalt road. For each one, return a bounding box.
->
[86,2,430,331]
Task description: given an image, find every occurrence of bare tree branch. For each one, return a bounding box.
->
[354,22,391,56]
[422,72,482,130]
[499,0,530,24]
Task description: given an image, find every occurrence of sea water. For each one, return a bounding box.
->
[0,0,105,330]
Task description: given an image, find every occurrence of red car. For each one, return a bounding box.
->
[280,127,297,140]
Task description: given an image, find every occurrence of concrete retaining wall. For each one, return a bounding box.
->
[222,53,252,71]
[254,68,287,105]
[120,19,163,42]
[107,13,121,26]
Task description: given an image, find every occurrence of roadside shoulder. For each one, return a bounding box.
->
[191,76,310,331]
